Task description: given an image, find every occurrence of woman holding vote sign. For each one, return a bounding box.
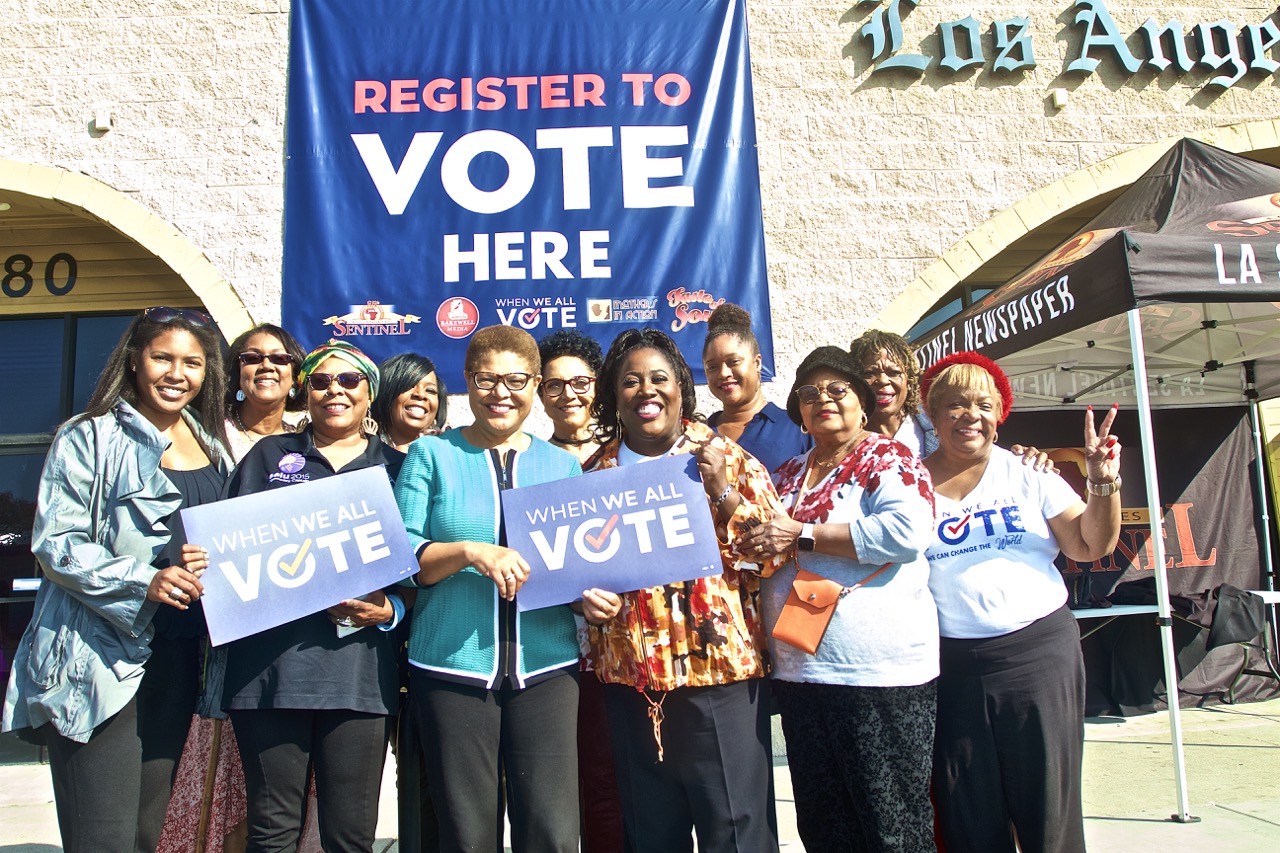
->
[214,340,404,853]
[3,307,231,853]
[582,328,787,853]
[394,325,592,853]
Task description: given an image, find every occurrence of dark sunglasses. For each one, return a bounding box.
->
[307,372,367,391]
[239,352,296,367]
[540,375,595,397]
[144,306,213,328]
[795,381,855,406]
[471,371,533,392]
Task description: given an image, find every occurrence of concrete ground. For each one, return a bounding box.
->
[2,696,1277,852]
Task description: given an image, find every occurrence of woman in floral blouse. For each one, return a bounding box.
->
[581,329,786,853]
[742,345,939,853]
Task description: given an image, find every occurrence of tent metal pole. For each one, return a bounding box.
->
[1126,308,1194,823]
[1245,379,1280,660]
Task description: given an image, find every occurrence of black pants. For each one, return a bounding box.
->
[411,669,580,853]
[231,707,391,853]
[604,679,778,853]
[933,604,1087,853]
[775,679,937,853]
[44,635,199,853]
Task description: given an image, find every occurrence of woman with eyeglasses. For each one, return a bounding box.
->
[214,340,405,853]
[583,328,787,853]
[3,306,232,853]
[703,303,809,473]
[534,330,624,853]
[538,330,603,466]
[394,326,590,853]
[740,345,939,853]
[223,323,309,463]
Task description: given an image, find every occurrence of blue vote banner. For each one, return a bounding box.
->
[181,467,418,646]
[502,454,724,611]
[282,0,773,383]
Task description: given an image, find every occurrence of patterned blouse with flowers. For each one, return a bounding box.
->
[764,434,939,687]
[586,420,788,691]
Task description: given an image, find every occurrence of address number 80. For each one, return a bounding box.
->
[3,253,78,298]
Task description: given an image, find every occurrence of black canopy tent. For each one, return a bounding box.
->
[910,139,1280,823]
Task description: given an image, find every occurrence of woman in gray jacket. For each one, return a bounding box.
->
[3,307,232,853]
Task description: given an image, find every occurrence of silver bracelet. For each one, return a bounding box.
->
[710,484,733,507]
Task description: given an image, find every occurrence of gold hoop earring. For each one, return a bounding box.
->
[860,413,868,428]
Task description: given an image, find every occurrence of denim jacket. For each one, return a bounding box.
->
[2,401,230,743]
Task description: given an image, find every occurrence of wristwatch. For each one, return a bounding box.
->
[1086,476,1122,497]
[798,523,816,552]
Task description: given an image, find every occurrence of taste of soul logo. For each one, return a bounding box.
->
[436,296,480,339]
[322,301,421,337]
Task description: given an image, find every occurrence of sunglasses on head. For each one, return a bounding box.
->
[239,352,296,367]
[144,306,213,328]
[471,371,533,392]
[307,372,367,391]
[540,375,595,397]
[795,380,856,406]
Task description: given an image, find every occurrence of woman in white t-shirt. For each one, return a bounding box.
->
[920,352,1122,853]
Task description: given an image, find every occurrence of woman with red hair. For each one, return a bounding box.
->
[920,352,1122,853]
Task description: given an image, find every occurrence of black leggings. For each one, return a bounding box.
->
[44,635,200,853]
[230,707,391,853]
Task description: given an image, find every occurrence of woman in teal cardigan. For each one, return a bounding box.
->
[395,325,605,853]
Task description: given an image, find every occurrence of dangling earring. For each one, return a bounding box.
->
[287,386,298,399]
[235,389,246,402]
[362,414,380,436]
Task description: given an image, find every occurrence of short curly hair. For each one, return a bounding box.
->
[849,329,923,417]
[538,330,603,376]
[464,325,541,375]
[592,329,699,445]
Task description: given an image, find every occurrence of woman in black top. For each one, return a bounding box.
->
[218,340,405,853]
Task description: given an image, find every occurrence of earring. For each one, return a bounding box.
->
[799,423,809,435]
[362,414,380,436]
[992,431,999,444]
[288,387,298,399]
[860,413,868,428]
[235,389,247,403]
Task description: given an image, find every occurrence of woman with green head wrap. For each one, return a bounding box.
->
[202,339,406,853]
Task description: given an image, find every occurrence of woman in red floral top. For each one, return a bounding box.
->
[580,329,786,853]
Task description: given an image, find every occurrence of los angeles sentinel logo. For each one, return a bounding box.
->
[323,301,421,337]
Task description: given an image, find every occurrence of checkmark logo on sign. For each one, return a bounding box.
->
[945,515,970,537]
[279,539,313,576]
[585,515,620,551]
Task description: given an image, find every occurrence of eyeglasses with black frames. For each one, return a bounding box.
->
[540,376,595,397]
[239,352,297,367]
[143,306,213,328]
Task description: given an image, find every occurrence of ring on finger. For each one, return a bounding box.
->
[168,588,184,601]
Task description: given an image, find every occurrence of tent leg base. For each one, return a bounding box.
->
[1169,813,1201,824]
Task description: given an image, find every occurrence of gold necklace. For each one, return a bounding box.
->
[811,430,869,470]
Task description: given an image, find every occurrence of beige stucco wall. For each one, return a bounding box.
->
[4,0,1279,389]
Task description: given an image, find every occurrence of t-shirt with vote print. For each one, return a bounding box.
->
[926,446,1081,639]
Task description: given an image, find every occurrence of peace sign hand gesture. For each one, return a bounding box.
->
[1084,404,1121,486]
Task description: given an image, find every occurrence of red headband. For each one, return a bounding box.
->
[919,351,1014,424]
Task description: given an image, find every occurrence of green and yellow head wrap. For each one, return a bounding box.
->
[298,339,381,400]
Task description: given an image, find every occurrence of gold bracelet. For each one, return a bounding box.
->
[1086,476,1122,497]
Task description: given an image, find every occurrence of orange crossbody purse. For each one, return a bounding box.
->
[771,562,893,654]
